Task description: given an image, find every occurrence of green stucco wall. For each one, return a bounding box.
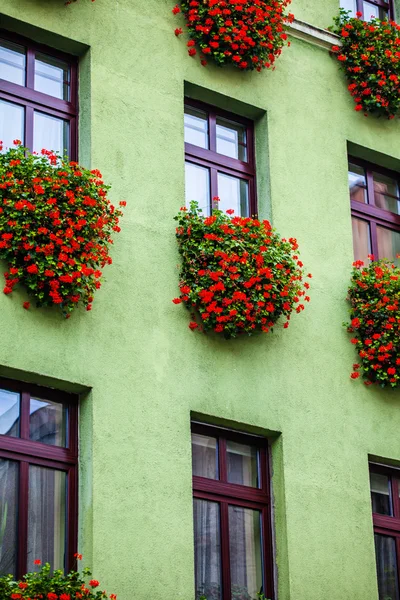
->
[0,1,399,598]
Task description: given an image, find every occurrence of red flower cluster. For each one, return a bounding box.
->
[173,0,294,71]
[346,258,400,387]
[0,142,124,316]
[174,201,311,338]
[331,10,400,118]
[1,559,116,600]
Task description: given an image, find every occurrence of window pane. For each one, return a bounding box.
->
[0,389,19,437]
[192,433,218,480]
[373,172,400,214]
[0,459,18,576]
[216,118,247,161]
[27,466,66,572]
[352,218,371,264]
[34,53,70,101]
[184,107,208,149]
[0,100,24,150]
[185,162,210,215]
[227,441,260,488]
[377,226,400,264]
[370,472,392,515]
[363,1,379,19]
[193,499,222,600]
[348,163,367,204]
[375,534,400,600]
[0,40,25,86]
[341,0,357,16]
[30,398,67,447]
[229,506,263,600]
[33,112,69,157]
[217,173,249,217]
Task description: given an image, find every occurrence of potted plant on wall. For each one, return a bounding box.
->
[0,141,125,317]
[172,0,294,72]
[173,201,311,338]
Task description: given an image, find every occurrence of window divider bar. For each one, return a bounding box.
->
[25,106,34,153]
[219,437,227,483]
[366,169,376,207]
[370,220,379,259]
[220,501,231,600]
[17,461,29,578]
[209,111,217,154]
[393,478,400,520]
[20,391,30,440]
[26,48,35,90]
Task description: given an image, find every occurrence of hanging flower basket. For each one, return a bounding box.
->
[0,557,116,599]
[173,201,311,338]
[346,258,400,387]
[172,0,294,72]
[331,10,400,118]
[0,142,125,317]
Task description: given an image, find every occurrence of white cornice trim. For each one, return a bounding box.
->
[288,18,342,50]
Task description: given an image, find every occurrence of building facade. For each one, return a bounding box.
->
[0,0,400,599]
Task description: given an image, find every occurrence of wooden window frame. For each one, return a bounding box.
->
[355,0,394,19]
[185,99,257,217]
[0,30,78,160]
[0,378,78,578]
[370,462,400,596]
[192,422,274,600]
[349,156,400,260]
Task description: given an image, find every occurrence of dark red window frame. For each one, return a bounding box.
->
[370,464,400,577]
[0,30,78,160]
[192,422,274,600]
[349,156,400,260]
[355,0,394,20]
[185,99,257,217]
[0,378,78,578]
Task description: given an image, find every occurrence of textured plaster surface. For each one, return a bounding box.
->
[0,1,400,599]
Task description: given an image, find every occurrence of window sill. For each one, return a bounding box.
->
[288,19,341,50]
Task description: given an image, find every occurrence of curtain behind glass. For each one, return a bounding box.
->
[27,466,66,572]
[0,459,18,576]
[193,499,222,600]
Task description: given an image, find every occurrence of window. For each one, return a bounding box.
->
[340,0,393,20]
[370,464,400,600]
[348,158,400,265]
[184,100,257,217]
[191,423,273,600]
[0,32,77,158]
[0,379,78,578]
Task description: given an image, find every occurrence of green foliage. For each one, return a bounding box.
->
[331,9,400,118]
[0,560,116,599]
[173,201,311,339]
[0,143,124,316]
[346,258,400,387]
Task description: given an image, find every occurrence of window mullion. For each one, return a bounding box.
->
[17,460,29,578]
[220,501,231,600]
[25,106,34,153]
[393,478,400,519]
[211,168,219,213]
[20,391,30,440]
[209,111,217,153]
[219,437,227,483]
[26,48,35,89]
[370,220,379,259]
[356,0,363,15]
[366,169,376,206]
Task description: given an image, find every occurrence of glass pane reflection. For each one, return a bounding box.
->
[193,499,222,600]
[0,100,24,151]
[217,173,249,217]
[348,163,367,204]
[216,118,247,161]
[352,218,371,264]
[192,434,218,480]
[227,441,259,488]
[377,227,400,264]
[30,398,67,447]
[0,459,18,576]
[0,41,25,86]
[33,112,69,157]
[184,107,208,149]
[34,53,69,101]
[370,472,392,515]
[0,389,19,437]
[27,466,66,572]
[229,506,263,600]
[375,534,400,600]
[185,162,210,215]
